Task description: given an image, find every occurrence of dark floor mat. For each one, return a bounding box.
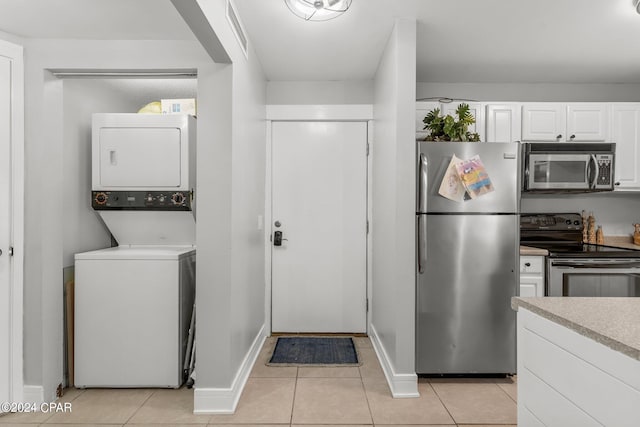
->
[268,336,360,366]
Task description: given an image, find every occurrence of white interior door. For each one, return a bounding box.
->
[271,121,367,333]
[0,54,12,404]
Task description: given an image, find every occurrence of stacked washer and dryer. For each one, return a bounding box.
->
[75,113,196,388]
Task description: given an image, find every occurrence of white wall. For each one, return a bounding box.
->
[417,82,640,102]
[192,0,267,413]
[371,18,417,397]
[267,80,373,105]
[21,37,210,401]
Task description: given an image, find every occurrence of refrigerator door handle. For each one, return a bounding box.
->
[417,215,427,274]
[418,153,428,213]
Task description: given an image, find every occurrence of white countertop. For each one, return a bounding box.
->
[512,297,640,361]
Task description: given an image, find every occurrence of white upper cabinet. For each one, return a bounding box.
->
[522,103,609,142]
[567,104,610,141]
[416,101,440,140]
[612,104,640,190]
[522,104,566,141]
[416,101,485,141]
[486,104,522,142]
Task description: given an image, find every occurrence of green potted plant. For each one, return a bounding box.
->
[422,103,480,142]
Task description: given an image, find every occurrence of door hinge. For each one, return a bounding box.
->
[9,246,13,256]
[366,298,369,312]
[366,220,369,234]
[366,142,370,156]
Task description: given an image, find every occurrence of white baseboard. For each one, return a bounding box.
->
[194,325,266,414]
[22,385,45,405]
[369,324,419,398]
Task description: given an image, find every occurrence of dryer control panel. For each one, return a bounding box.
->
[92,191,192,211]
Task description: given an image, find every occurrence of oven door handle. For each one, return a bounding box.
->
[551,261,640,269]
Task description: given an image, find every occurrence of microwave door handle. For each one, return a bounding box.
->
[588,154,599,189]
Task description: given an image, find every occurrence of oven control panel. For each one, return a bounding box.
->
[92,190,192,211]
[520,213,582,231]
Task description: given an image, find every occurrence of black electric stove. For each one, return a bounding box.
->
[520,213,640,259]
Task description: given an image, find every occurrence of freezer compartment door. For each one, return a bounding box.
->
[416,214,518,374]
[417,141,520,214]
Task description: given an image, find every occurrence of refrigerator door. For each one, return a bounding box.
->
[416,214,518,374]
[417,142,520,214]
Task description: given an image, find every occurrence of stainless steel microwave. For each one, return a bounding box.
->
[522,143,615,192]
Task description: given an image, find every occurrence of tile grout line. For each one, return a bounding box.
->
[122,389,157,425]
[495,377,518,404]
[289,366,299,426]
[357,340,375,427]
[425,380,458,426]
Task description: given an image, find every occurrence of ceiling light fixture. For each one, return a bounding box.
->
[635,0,640,14]
[284,0,352,21]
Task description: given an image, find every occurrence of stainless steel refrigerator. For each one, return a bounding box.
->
[416,141,520,374]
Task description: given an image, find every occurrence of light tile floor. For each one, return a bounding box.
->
[0,336,517,426]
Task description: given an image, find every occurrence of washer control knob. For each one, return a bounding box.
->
[94,192,108,205]
[171,192,185,205]
[159,194,166,203]
[146,193,154,203]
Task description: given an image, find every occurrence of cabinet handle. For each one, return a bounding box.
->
[556,134,562,140]
[569,134,576,140]
[524,262,531,267]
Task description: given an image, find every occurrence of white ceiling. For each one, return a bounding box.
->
[235,0,640,83]
[2,0,640,84]
[0,0,195,40]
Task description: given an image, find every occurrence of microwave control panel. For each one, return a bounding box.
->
[595,155,612,187]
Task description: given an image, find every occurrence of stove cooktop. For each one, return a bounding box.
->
[520,213,640,259]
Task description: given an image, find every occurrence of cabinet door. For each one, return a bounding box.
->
[567,103,609,142]
[416,101,439,140]
[522,104,566,141]
[441,102,485,141]
[612,104,640,189]
[486,104,521,142]
[520,276,544,297]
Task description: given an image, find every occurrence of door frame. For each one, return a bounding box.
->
[0,39,25,404]
[264,105,373,335]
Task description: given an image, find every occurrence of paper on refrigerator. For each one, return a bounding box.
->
[438,154,468,202]
[455,155,494,199]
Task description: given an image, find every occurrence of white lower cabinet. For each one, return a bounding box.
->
[517,309,640,426]
[519,256,544,297]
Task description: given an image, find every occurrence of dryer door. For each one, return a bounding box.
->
[99,127,182,188]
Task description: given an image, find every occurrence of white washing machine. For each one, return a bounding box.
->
[74,114,197,388]
[75,246,194,388]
